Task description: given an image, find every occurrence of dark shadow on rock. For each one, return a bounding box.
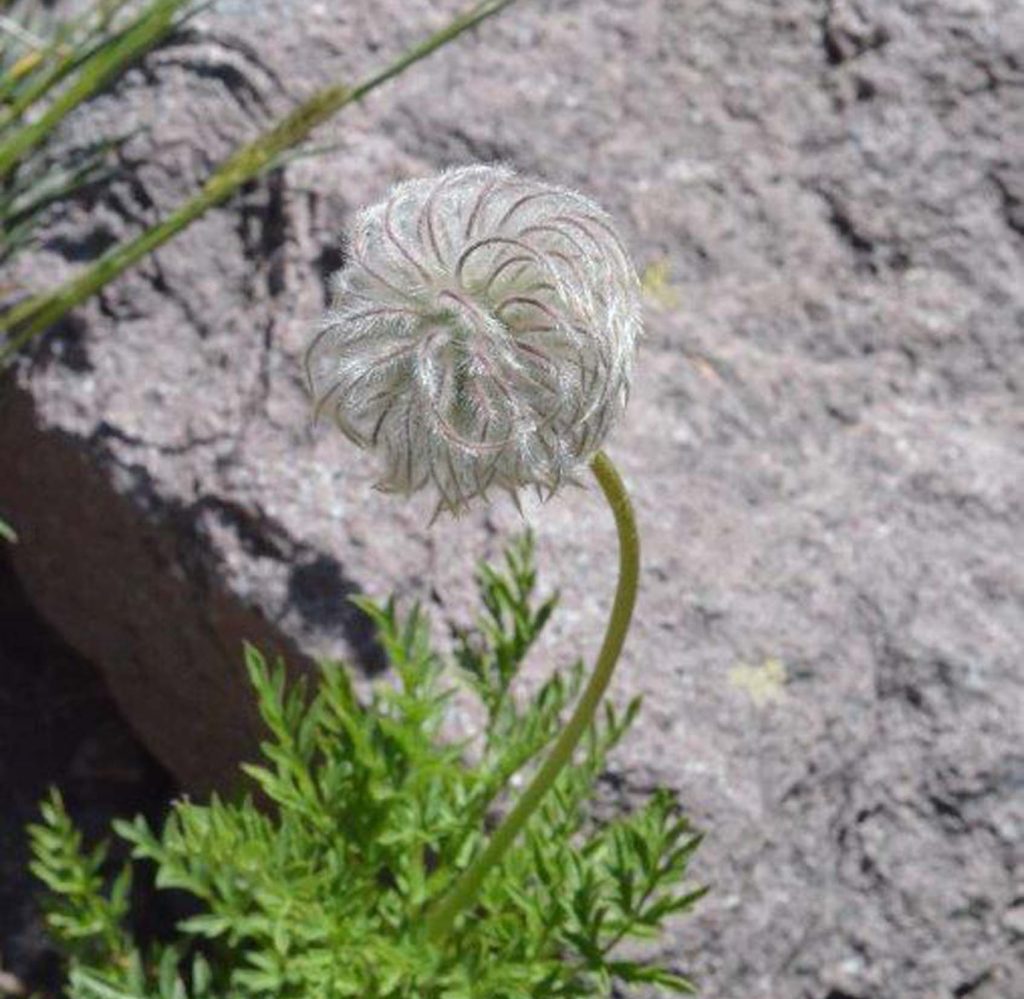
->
[29,312,93,373]
[316,241,347,307]
[237,170,289,297]
[0,550,178,995]
[287,554,387,675]
[43,224,119,263]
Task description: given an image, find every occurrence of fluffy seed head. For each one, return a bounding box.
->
[305,164,642,516]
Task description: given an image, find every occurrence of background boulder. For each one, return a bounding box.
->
[2,1,1022,996]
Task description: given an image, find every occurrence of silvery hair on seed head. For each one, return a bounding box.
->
[305,164,643,517]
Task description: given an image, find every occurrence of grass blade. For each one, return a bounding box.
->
[0,1,192,178]
[0,0,519,365]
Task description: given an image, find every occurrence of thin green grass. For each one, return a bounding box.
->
[0,1,203,179]
[0,0,519,366]
[0,1,203,271]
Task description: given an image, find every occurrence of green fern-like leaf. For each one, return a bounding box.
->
[30,533,705,998]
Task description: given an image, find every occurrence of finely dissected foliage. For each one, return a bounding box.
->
[305,165,643,516]
[30,535,705,998]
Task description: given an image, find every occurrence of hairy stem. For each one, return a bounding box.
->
[424,449,640,945]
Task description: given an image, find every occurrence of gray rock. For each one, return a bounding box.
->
[2,0,1022,996]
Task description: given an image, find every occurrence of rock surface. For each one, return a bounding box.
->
[2,0,1023,996]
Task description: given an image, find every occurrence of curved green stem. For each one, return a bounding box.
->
[424,449,640,945]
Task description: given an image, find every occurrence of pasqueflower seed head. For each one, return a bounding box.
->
[305,164,642,516]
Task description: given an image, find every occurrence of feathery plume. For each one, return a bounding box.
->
[305,164,642,516]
